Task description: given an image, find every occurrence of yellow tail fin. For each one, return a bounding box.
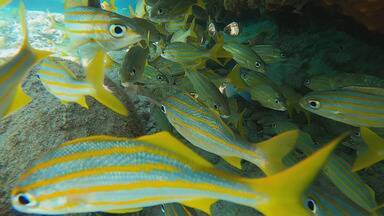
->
[86,51,129,116]
[248,133,349,216]
[252,130,299,176]
[4,85,32,117]
[352,127,384,172]
[208,35,232,65]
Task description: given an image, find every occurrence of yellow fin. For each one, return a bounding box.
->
[105,207,143,214]
[76,96,89,109]
[352,127,384,172]
[137,132,213,168]
[128,5,136,18]
[181,199,216,215]
[4,85,32,117]
[252,130,299,175]
[226,65,247,91]
[208,36,231,65]
[86,51,128,116]
[249,132,349,215]
[223,157,242,169]
[0,0,12,8]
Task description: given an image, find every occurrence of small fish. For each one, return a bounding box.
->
[224,22,240,36]
[304,73,384,91]
[12,131,345,215]
[251,45,286,64]
[161,41,226,68]
[149,0,199,22]
[186,70,230,117]
[119,45,149,84]
[162,92,298,175]
[164,16,188,34]
[63,6,160,58]
[136,64,170,86]
[0,2,52,119]
[38,53,128,116]
[170,18,198,43]
[352,127,384,172]
[300,86,384,128]
[227,66,286,111]
[149,57,185,76]
[223,42,266,73]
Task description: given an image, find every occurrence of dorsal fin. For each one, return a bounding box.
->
[137,132,214,168]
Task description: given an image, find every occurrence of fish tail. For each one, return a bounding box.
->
[86,51,129,116]
[246,133,349,215]
[208,38,231,65]
[19,1,52,60]
[187,18,198,39]
[251,130,299,175]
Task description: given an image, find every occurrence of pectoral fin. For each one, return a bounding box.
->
[4,85,32,117]
[182,199,216,215]
[223,156,242,169]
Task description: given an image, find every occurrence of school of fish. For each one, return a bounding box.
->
[1,0,383,215]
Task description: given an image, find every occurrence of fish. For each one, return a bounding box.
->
[37,53,128,116]
[300,86,384,128]
[223,42,266,73]
[0,1,52,119]
[170,18,198,43]
[263,120,378,212]
[304,73,384,91]
[119,45,149,84]
[185,70,230,117]
[64,0,90,9]
[352,127,384,172]
[62,6,161,60]
[227,66,286,111]
[11,131,346,215]
[251,45,286,64]
[161,41,226,68]
[162,92,298,175]
[135,64,170,86]
[149,57,185,77]
[151,105,172,132]
[149,0,199,22]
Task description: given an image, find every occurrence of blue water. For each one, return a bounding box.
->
[6,0,137,14]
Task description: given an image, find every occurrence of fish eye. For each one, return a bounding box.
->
[272,123,277,128]
[157,75,163,80]
[306,198,317,214]
[280,52,286,57]
[255,62,261,68]
[36,74,40,79]
[308,100,320,109]
[161,105,166,113]
[109,24,126,38]
[157,8,163,15]
[240,71,247,79]
[304,79,310,86]
[274,99,280,104]
[14,193,37,207]
[213,104,219,110]
[354,131,361,137]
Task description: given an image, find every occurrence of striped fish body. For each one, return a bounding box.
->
[186,71,230,117]
[307,187,371,216]
[139,64,170,86]
[149,57,185,77]
[149,0,197,23]
[239,69,286,111]
[251,45,285,64]
[161,42,209,67]
[305,73,384,91]
[63,6,153,52]
[300,87,384,128]
[162,93,299,175]
[223,42,266,73]
[0,2,51,118]
[37,59,94,107]
[165,17,188,34]
[11,131,343,215]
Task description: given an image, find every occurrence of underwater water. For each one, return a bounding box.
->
[1,0,384,215]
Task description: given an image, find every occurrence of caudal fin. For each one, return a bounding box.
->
[252,130,299,176]
[86,51,129,116]
[209,35,232,65]
[352,127,384,172]
[248,133,349,216]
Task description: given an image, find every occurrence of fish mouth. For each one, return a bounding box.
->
[221,115,230,119]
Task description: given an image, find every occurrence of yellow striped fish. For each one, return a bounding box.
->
[300,86,384,128]
[352,127,384,171]
[162,93,297,175]
[37,52,128,116]
[11,131,346,215]
[0,2,52,119]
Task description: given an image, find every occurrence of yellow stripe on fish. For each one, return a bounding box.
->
[0,1,52,119]
[12,131,346,215]
[300,87,384,127]
[162,93,299,175]
[37,53,128,116]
